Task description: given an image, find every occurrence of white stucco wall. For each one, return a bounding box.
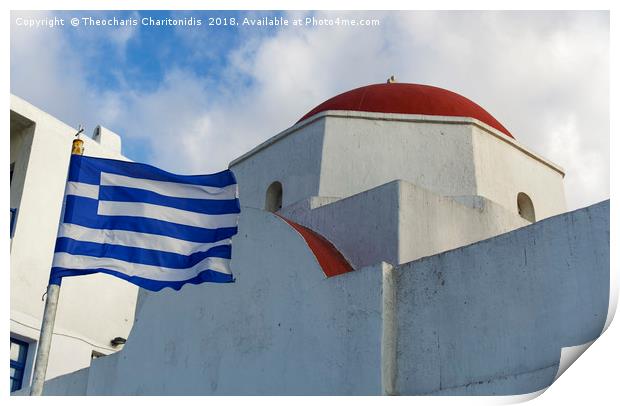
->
[318,113,477,200]
[31,200,609,396]
[397,181,530,265]
[82,208,382,395]
[391,200,609,395]
[279,183,400,269]
[230,111,566,223]
[10,94,138,384]
[281,180,528,269]
[471,126,566,220]
[230,118,326,209]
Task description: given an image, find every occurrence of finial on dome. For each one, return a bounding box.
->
[387,75,396,84]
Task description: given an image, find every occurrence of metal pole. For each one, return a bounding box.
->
[30,136,84,396]
[29,284,60,396]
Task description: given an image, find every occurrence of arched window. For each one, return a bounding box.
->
[517,192,535,222]
[265,181,283,212]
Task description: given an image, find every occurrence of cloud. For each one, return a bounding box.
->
[101,68,216,171]
[381,11,609,209]
[10,10,140,129]
[10,11,609,210]
[11,11,99,130]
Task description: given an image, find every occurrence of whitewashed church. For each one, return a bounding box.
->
[10,81,609,395]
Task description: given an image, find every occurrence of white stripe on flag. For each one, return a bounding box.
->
[57,223,231,255]
[52,252,232,282]
[66,182,99,199]
[100,172,237,200]
[97,201,239,229]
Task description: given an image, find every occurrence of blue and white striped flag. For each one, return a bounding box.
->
[50,155,240,291]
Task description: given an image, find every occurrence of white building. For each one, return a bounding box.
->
[231,83,566,269]
[10,95,138,393]
[12,83,609,395]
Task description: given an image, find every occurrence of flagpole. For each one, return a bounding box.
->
[30,136,84,396]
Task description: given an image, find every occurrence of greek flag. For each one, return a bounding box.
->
[50,155,240,291]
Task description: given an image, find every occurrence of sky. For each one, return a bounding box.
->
[10,10,609,210]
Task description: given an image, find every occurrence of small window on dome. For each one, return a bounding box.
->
[517,192,535,222]
[265,181,283,213]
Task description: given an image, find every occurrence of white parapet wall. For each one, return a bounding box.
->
[20,208,383,395]
[28,200,609,395]
[390,199,609,395]
[280,180,529,269]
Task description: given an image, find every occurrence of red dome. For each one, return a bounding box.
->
[298,83,513,138]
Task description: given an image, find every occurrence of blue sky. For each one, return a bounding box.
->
[10,10,609,210]
[62,11,274,94]
[13,10,287,162]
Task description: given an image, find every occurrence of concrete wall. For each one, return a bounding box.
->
[319,113,477,201]
[281,180,528,269]
[472,126,566,221]
[230,119,326,209]
[396,181,529,265]
[35,200,609,395]
[390,199,609,395]
[10,94,138,384]
[230,112,566,223]
[279,183,400,269]
[82,208,383,395]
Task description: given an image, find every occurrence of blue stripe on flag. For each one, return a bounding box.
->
[50,154,240,291]
[63,195,238,243]
[68,155,237,187]
[54,237,232,268]
[99,186,241,215]
[50,267,234,291]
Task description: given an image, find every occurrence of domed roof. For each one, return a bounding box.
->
[297,83,513,138]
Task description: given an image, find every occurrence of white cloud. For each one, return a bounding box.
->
[10,10,139,131]
[10,11,609,210]
[105,69,217,172]
[11,11,99,131]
